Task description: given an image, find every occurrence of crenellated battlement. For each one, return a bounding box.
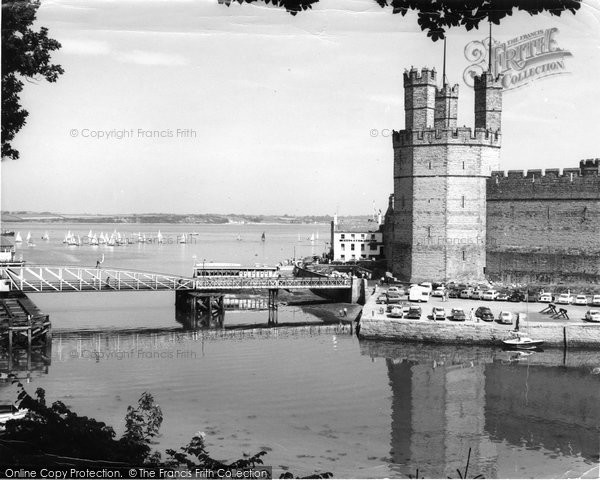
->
[473,71,503,89]
[488,163,600,200]
[393,127,501,147]
[403,67,437,85]
[435,84,459,96]
[580,158,600,175]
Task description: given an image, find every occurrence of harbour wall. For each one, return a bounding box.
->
[358,316,600,348]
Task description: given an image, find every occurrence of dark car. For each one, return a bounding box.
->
[450,308,466,321]
[475,306,494,322]
[448,289,461,299]
[406,306,422,319]
[386,292,402,304]
[508,291,525,302]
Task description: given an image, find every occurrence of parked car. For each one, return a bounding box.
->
[419,282,433,294]
[574,294,589,306]
[497,311,514,325]
[538,293,553,303]
[496,292,510,301]
[482,290,498,301]
[470,289,484,300]
[387,306,404,318]
[386,292,402,304]
[406,306,422,319]
[508,290,525,302]
[556,293,574,305]
[388,286,401,294]
[450,308,466,321]
[431,287,446,297]
[448,289,461,299]
[584,309,600,322]
[376,293,388,304]
[431,307,446,320]
[475,306,494,322]
[459,289,472,299]
[592,295,600,307]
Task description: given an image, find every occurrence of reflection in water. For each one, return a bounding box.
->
[485,362,600,463]
[0,343,52,382]
[1,326,598,478]
[363,341,600,478]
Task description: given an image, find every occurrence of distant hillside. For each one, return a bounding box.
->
[1,211,366,224]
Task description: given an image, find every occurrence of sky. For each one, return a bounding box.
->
[1,0,599,216]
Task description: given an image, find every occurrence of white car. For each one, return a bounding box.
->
[497,311,513,324]
[470,290,484,300]
[556,293,574,305]
[574,295,589,306]
[592,295,600,307]
[431,287,446,297]
[538,293,553,303]
[584,309,600,322]
[482,290,498,301]
[388,286,401,294]
[431,307,446,320]
[419,282,433,294]
[460,289,472,299]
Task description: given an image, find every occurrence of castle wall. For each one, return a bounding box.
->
[486,162,600,283]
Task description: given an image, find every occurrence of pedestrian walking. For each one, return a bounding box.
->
[470,307,475,322]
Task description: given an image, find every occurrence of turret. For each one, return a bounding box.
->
[580,159,600,176]
[403,67,437,130]
[474,72,503,132]
[434,84,459,129]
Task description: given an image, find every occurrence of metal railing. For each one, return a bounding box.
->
[0,265,352,293]
[0,265,195,292]
[193,276,351,290]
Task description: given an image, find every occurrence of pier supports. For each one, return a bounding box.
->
[1,292,52,381]
[268,289,278,325]
[175,290,281,328]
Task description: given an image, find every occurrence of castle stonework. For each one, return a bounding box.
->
[386,67,502,282]
[486,160,600,283]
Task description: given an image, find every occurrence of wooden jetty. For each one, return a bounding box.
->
[0,291,51,350]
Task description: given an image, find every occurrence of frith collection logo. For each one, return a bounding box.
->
[463,27,572,90]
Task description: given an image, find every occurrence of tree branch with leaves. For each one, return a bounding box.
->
[1,0,64,161]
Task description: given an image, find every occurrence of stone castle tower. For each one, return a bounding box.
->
[386,67,503,282]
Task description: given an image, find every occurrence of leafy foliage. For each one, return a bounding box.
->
[2,382,159,464]
[373,0,581,41]
[1,382,331,478]
[1,0,64,160]
[123,392,164,444]
[165,432,267,470]
[223,0,581,40]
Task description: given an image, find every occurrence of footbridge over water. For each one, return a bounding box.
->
[0,264,353,293]
[0,264,363,338]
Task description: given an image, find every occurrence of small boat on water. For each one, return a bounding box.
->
[41,231,49,241]
[261,232,266,242]
[14,232,22,243]
[502,333,544,350]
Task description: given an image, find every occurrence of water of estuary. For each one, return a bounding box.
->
[1,223,598,478]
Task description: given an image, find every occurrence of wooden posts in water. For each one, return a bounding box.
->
[175,290,281,328]
[1,292,52,381]
[1,292,52,350]
[268,289,278,325]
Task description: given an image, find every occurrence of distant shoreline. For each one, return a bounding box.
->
[1,212,366,225]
